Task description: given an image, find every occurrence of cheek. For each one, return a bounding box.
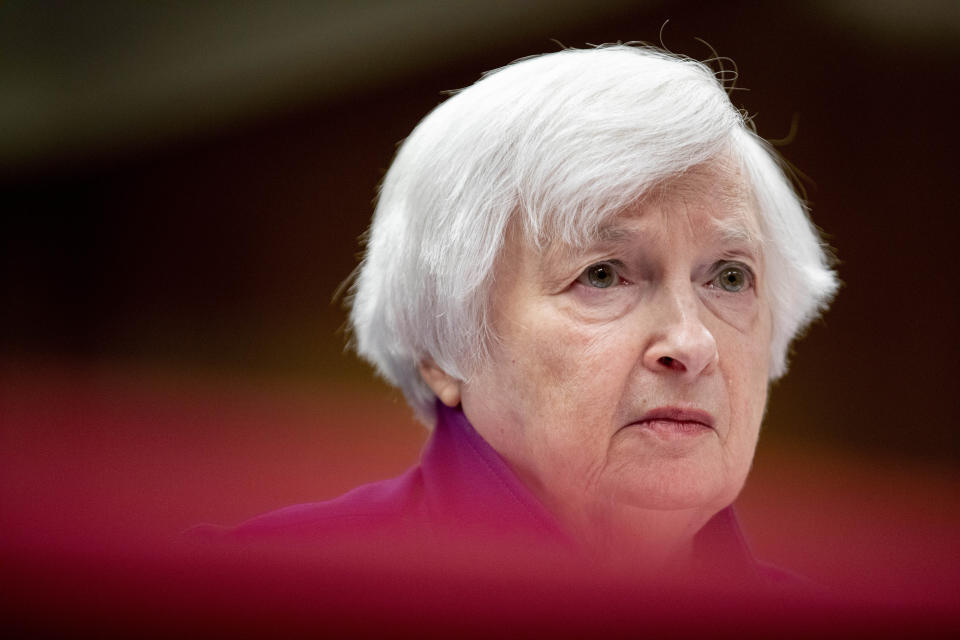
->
[519,315,626,404]
[721,323,771,451]
[497,312,628,453]
[502,336,580,421]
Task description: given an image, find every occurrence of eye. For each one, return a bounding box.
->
[578,262,621,289]
[711,263,752,292]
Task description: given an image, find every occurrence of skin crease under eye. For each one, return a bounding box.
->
[422,161,773,573]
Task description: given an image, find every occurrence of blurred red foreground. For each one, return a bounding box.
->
[2,360,958,637]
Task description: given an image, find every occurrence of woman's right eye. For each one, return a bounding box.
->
[577,262,621,289]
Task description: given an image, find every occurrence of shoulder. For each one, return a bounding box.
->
[189,465,429,543]
[756,561,834,601]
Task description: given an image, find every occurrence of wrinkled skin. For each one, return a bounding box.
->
[422,162,773,568]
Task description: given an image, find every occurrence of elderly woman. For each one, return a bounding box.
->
[232,45,837,582]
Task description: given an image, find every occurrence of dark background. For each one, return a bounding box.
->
[3,2,960,611]
[4,0,958,464]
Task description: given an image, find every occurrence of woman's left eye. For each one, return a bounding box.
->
[711,263,752,292]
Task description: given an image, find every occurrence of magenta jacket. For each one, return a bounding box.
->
[214,401,781,585]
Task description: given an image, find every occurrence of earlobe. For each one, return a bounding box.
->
[418,359,462,408]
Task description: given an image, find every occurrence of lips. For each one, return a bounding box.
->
[626,407,716,436]
[636,407,715,428]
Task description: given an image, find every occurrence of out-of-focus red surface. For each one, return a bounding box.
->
[0,361,426,548]
[2,360,958,636]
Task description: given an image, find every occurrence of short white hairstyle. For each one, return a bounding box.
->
[348,44,838,423]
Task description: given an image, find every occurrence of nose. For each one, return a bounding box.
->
[642,285,719,380]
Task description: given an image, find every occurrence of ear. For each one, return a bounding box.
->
[418,358,462,408]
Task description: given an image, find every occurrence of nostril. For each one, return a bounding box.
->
[658,356,685,371]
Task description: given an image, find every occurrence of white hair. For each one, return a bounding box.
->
[348,44,838,423]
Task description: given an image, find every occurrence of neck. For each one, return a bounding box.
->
[561,501,711,578]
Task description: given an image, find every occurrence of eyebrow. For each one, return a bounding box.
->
[592,215,760,245]
[712,216,762,248]
[593,224,633,244]
[586,211,764,265]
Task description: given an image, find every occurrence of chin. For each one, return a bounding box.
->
[614,469,741,513]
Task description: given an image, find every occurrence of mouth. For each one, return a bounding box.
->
[625,407,716,438]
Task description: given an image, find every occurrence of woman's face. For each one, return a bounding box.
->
[456,162,772,547]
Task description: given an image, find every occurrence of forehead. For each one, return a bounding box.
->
[541,160,762,263]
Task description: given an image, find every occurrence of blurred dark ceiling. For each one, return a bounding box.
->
[2,1,959,464]
[2,0,957,172]
[2,0,651,171]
